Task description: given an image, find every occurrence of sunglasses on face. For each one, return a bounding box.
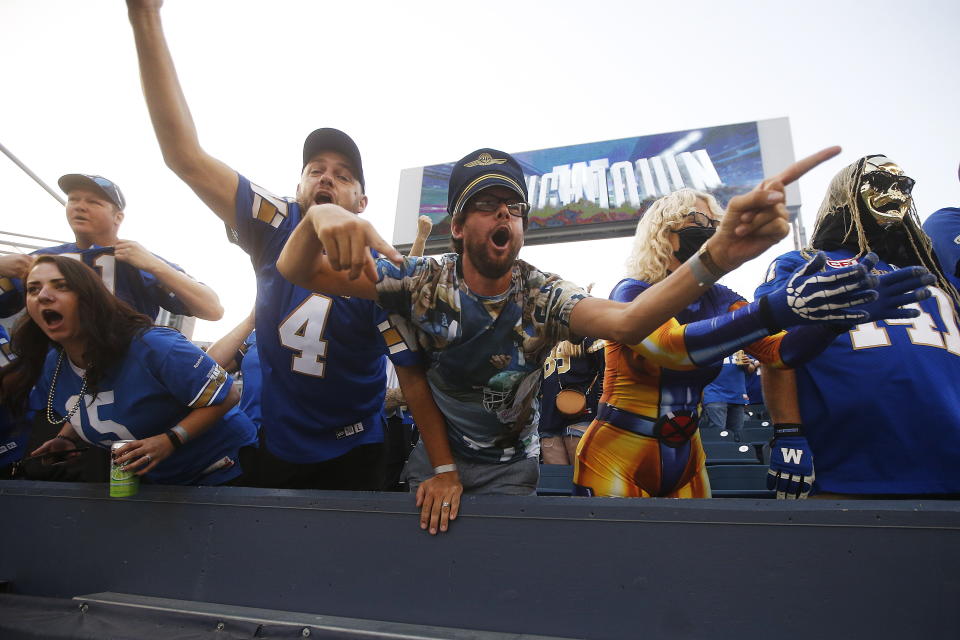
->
[468,195,530,217]
[670,211,720,232]
[863,171,915,195]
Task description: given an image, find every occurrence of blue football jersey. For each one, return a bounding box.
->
[0,325,27,468]
[539,339,605,437]
[702,357,748,404]
[29,327,257,486]
[922,207,960,290]
[235,330,262,431]
[0,243,193,320]
[232,175,417,463]
[756,249,960,494]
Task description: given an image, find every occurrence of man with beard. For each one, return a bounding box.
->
[128,0,444,493]
[277,147,935,526]
[756,155,960,499]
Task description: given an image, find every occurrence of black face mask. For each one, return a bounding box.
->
[673,227,716,263]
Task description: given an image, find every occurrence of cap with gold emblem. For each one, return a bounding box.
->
[447,148,528,216]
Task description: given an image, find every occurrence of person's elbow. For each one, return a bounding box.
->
[159,144,209,182]
[275,250,306,289]
[192,289,225,321]
[223,383,241,410]
[605,322,652,346]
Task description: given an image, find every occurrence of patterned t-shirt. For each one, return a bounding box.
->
[375,254,588,463]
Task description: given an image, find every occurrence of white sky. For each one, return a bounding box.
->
[2,0,958,341]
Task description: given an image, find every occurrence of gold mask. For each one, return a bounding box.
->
[858,156,915,223]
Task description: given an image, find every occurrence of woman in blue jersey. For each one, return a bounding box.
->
[4,255,256,485]
[573,188,933,498]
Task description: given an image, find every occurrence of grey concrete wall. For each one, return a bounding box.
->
[1,481,958,639]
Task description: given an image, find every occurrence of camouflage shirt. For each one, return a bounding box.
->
[375,254,588,463]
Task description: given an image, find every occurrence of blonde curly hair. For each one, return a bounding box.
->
[625,188,724,283]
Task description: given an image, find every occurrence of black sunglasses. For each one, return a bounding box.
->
[670,211,720,232]
[863,171,915,195]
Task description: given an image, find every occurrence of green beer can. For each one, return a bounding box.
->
[110,440,140,498]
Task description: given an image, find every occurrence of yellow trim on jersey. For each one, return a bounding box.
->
[189,364,229,408]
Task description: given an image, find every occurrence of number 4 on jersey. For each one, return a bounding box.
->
[278,295,332,377]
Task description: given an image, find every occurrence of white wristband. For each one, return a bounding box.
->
[688,246,727,287]
[171,425,189,444]
[433,463,457,475]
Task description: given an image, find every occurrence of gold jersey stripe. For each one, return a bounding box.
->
[381,327,403,348]
[189,365,229,408]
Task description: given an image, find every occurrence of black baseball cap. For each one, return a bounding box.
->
[302,128,365,192]
[58,174,126,210]
[447,148,528,216]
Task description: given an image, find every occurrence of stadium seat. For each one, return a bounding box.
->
[707,464,774,498]
[703,441,762,465]
[744,403,770,421]
[537,465,574,496]
[699,427,738,443]
[741,417,772,430]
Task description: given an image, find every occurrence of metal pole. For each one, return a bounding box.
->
[0,141,65,206]
[793,205,808,250]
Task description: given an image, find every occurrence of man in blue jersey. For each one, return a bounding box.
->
[757,155,960,499]
[128,1,448,495]
[0,173,223,322]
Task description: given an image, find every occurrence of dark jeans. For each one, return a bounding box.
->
[702,402,745,441]
[247,438,385,491]
[382,415,418,492]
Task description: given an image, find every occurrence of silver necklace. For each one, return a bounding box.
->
[46,350,88,426]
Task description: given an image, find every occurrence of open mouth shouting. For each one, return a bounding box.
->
[40,309,66,332]
[313,190,335,206]
[490,225,512,250]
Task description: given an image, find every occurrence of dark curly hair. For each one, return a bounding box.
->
[0,255,153,416]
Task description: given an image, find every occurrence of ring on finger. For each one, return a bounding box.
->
[441,502,451,508]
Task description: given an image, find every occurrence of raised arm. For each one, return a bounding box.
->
[570,148,845,343]
[114,239,224,320]
[279,147,845,338]
[276,203,402,298]
[127,0,239,227]
[409,215,433,258]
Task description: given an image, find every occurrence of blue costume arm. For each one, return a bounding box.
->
[636,298,846,370]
